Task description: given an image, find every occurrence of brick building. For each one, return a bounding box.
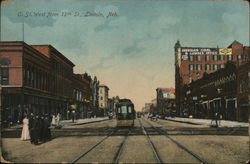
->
[72,73,92,119]
[182,62,237,120]
[175,40,247,116]
[156,88,175,116]
[0,41,94,125]
[98,84,109,116]
[237,47,250,122]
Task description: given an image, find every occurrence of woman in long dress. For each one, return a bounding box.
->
[21,116,30,141]
[51,114,56,126]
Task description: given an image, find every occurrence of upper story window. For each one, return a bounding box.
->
[189,64,194,71]
[213,55,218,61]
[189,55,194,61]
[238,55,242,60]
[189,77,192,83]
[205,64,210,71]
[205,55,210,61]
[227,55,233,61]
[196,64,202,71]
[213,64,218,70]
[220,55,225,60]
[1,68,9,85]
[196,55,201,61]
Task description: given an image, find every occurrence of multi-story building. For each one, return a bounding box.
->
[0,41,75,124]
[0,41,96,125]
[98,84,109,116]
[237,47,250,122]
[108,96,120,115]
[72,73,92,119]
[91,76,99,117]
[182,62,238,120]
[156,88,175,116]
[175,40,247,116]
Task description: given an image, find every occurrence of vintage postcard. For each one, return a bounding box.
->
[0,0,249,163]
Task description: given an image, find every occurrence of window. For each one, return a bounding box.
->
[128,106,132,113]
[189,55,194,61]
[197,56,201,61]
[100,96,103,100]
[220,55,225,60]
[205,55,210,61]
[121,106,127,113]
[213,64,218,70]
[189,64,194,71]
[221,64,225,68]
[213,55,218,61]
[238,55,242,60]
[196,64,202,71]
[227,55,232,61]
[205,64,210,71]
[1,68,9,85]
[189,77,192,83]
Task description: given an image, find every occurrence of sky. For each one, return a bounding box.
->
[1,0,249,110]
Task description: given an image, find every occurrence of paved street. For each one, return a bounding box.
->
[1,117,249,163]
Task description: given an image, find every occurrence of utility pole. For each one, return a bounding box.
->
[0,1,2,41]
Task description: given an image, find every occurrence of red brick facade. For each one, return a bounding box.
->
[0,41,93,126]
[175,40,248,117]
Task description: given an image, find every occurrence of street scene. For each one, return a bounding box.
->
[0,0,249,163]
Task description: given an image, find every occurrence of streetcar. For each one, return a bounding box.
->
[116,99,136,127]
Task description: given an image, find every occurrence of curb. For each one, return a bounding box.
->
[163,118,203,125]
[61,118,110,127]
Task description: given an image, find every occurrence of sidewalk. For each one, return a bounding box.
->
[60,117,109,127]
[5,117,109,129]
[164,117,249,128]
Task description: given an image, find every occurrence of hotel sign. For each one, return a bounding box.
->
[181,47,218,55]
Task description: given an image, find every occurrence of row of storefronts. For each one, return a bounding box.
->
[175,40,249,122]
[0,41,99,125]
[179,61,249,122]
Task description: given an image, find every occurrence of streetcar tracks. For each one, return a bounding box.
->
[71,128,131,164]
[72,118,210,163]
[113,129,131,163]
[138,119,163,164]
[71,128,118,163]
[141,118,209,164]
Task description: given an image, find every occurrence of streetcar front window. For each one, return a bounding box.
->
[128,106,132,113]
[121,106,127,113]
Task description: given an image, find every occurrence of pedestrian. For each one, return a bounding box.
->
[33,115,40,145]
[43,114,51,142]
[39,115,44,142]
[51,114,56,126]
[67,110,70,120]
[21,115,30,141]
[72,110,75,123]
[29,113,34,144]
[211,112,218,127]
[56,113,61,126]
[219,114,222,126]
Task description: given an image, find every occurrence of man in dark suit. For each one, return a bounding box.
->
[33,115,40,145]
[39,115,44,142]
[43,114,51,142]
[29,113,34,144]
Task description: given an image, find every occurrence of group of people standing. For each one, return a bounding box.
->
[21,113,58,145]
